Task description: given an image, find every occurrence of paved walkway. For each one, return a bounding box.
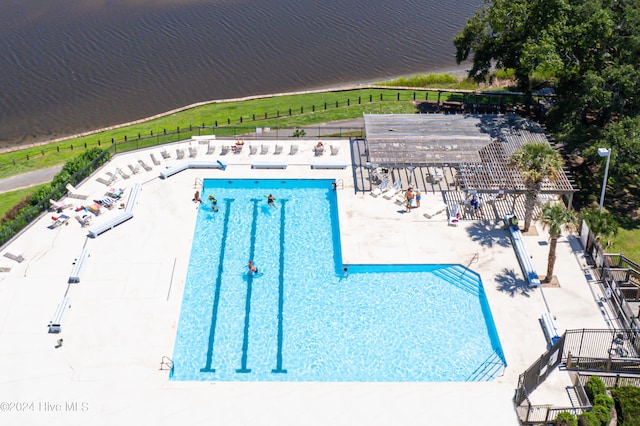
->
[0,138,611,425]
[0,166,63,193]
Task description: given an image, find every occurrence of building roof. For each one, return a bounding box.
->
[364,113,576,195]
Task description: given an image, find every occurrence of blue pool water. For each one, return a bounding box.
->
[171,179,506,381]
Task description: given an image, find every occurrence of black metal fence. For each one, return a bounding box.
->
[515,335,566,406]
[516,371,591,425]
[580,220,640,329]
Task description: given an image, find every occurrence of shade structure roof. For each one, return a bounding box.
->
[364,113,576,195]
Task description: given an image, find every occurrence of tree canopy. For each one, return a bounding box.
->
[454,0,640,214]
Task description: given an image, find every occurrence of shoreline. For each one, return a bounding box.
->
[0,67,471,155]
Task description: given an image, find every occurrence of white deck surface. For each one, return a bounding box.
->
[0,139,609,425]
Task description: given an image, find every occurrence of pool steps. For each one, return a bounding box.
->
[431,265,482,297]
[466,351,506,381]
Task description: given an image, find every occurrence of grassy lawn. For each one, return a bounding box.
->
[0,184,49,219]
[0,85,515,180]
[609,228,640,261]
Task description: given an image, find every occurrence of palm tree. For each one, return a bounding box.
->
[580,208,619,247]
[540,203,577,283]
[509,142,564,232]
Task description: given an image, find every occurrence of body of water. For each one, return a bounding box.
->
[0,0,481,147]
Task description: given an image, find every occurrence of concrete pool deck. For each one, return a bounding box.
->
[0,139,609,425]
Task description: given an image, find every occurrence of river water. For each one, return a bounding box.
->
[0,0,481,148]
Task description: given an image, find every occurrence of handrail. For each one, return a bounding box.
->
[160,356,174,372]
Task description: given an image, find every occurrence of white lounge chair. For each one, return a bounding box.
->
[65,184,89,200]
[289,144,298,155]
[330,145,340,155]
[49,199,72,212]
[449,203,461,226]
[128,163,141,174]
[260,145,269,155]
[249,145,258,155]
[117,168,130,180]
[423,201,448,219]
[370,177,392,197]
[138,159,152,171]
[3,249,24,263]
[96,172,117,186]
[176,148,185,159]
[427,167,444,183]
[188,146,198,158]
[161,149,171,159]
[383,180,403,199]
[220,145,230,155]
[206,143,216,155]
[274,145,283,155]
[150,153,161,165]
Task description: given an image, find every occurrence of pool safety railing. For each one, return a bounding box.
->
[194,177,203,192]
[160,356,174,375]
[466,350,506,381]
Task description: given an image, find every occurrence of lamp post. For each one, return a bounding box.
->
[597,148,611,215]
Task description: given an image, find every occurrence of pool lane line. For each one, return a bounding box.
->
[236,198,260,373]
[200,198,233,373]
[272,199,287,374]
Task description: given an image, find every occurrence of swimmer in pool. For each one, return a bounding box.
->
[248,260,258,274]
[266,194,276,208]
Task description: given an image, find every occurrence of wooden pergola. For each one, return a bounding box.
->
[363,113,576,207]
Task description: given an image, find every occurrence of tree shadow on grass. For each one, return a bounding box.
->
[495,267,533,298]
[466,220,512,249]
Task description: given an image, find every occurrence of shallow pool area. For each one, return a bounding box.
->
[171,179,505,381]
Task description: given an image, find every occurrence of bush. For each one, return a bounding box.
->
[586,376,607,402]
[578,411,600,426]
[591,405,610,426]
[593,394,614,411]
[612,386,640,426]
[555,411,578,426]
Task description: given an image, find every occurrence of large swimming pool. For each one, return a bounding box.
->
[171,179,506,381]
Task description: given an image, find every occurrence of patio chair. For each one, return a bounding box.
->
[274,144,283,155]
[249,145,258,155]
[128,163,141,174]
[176,148,185,159]
[289,144,298,155]
[65,184,89,200]
[49,214,71,229]
[448,203,461,226]
[383,179,403,200]
[370,177,392,197]
[260,145,269,155]
[116,168,130,180]
[188,146,198,158]
[220,145,230,155]
[160,149,171,159]
[49,199,72,212]
[423,202,448,219]
[206,143,216,155]
[330,145,340,155]
[138,159,152,171]
[150,152,161,165]
[3,249,24,263]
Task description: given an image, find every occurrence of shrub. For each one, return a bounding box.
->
[612,386,640,426]
[578,411,599,426]
[591,405,610,426]
[555,411,578,426]
[593,394,614,411]
[585,376,607,402]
